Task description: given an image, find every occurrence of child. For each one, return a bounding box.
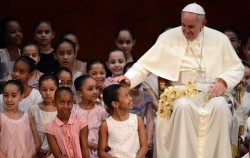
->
[54,67,73,88]
[115,28,136,63]
[223,27,243,59]
[87,58,107,91]
[243,34,250,64]
[74,75,108,157]
[103,49,127,88]
[33,19,57,73]
[21,42,43,88]
[0,18,22,80]
[0,80,40,157]
[86,58,107,107]
[98,84,148,158]
[124,62,154,154]
[45,87,89,158]
[0,56,42,112]
[54,38,82,101]
[30,73,58,157]
[60,31,87,74]
[234,61,250,155]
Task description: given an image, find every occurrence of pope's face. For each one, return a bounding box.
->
[181,12,206,41]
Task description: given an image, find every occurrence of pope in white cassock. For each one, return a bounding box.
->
[114,3,244,158]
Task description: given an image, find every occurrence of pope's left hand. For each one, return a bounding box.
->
[209,80,227,97]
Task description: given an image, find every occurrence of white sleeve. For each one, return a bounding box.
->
[125,62,151,88]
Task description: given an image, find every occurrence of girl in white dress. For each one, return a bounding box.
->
[30,73,58,157]
[98,84,148,158]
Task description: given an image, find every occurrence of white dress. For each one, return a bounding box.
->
[106,113,140,158]
[30,104,57,151]
[0,88,42,112]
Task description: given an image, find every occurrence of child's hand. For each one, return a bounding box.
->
[88,142,98,154]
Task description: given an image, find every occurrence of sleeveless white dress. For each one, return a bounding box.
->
[106,113,140,158]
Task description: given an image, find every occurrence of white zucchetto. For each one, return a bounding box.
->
[182,3,205,15]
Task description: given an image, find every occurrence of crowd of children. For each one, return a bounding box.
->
[0,17,250,158]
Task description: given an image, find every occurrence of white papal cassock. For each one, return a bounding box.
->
[125,26,244,158]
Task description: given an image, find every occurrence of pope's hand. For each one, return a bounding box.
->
[209,80,227,97]
[112,75,131,88]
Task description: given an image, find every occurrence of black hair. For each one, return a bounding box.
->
[115,27,135,40]
[14,56,36,73]
[54,86,73,101]
[53,67,73,78]
[59,31,78,40]
[54,38,76,54]
[3,79,24,94]
[243,34,250,47]
[39,73,59,89]
[33,19,54,33]
[108,48,127,61]
[103,84,123,115]
[86,58,106,73]
[21,42,39,55]
[242,60,250,68]
[74,74,92,91]
[0,18,21,48]
[123,62,135,74]
[223,27,241,40]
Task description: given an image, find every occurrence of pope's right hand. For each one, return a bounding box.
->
[112,75,131,88]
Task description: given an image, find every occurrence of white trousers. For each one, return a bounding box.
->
[154,96,232,158]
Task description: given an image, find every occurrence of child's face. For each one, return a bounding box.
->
[39,79,57,103]
[5,21,22,46]
[58,71,72,88]
[241,66,250,88]
[55,90,74,119]
[3,84,23,110]
[244,40,250,61]
[64,34,79,53]
[88,63,106,87]
[12,61,32,83]
[224,31,240,51]
[55,42,76,69]
[116,87,133,110]
[34,22,54,46]
[107,51,126,77]
[115,30,135,55]
[22,45,40,64]
[78,78,99,102]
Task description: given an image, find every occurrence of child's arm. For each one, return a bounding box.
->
[46,133,67,158]
[29,114,41,156]
[80,125,90,158]
[144,88,159,111]
[145,102,154,150]
[98,121,117,158]
[136,116,148,158]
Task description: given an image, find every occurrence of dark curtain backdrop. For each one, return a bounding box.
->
[1,0,249,61]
